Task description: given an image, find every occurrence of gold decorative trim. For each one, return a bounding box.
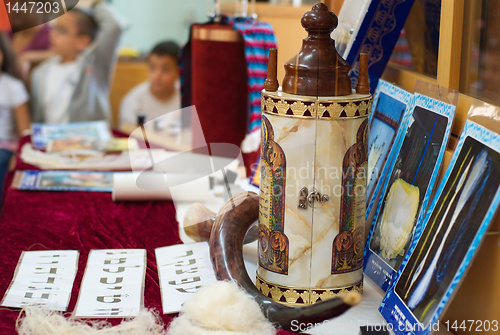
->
[192,26,242,42]
[256,274,363,305]
[261,94,372,120]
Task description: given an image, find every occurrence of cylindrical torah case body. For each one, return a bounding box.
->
[257,3,372,305]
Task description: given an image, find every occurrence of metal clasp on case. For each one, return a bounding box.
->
[298,187,329,209]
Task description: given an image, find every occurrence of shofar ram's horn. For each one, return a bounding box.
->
[183,202,259,244]
[209,192,362,331]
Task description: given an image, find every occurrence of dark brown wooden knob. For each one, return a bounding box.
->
[356,53,370,94]
[282,3,352,97]
[264,48,279,91]
[302,2,338,35]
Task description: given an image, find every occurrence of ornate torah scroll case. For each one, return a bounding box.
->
[209,3,371,330]
[256,2,371,306]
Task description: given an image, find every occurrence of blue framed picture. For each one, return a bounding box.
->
[379,120,500,335]
[366,80,414,217]
[31,121,111,150]
[364,93,455,292]
[13,170,114,193]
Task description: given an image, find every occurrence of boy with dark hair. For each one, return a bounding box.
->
[119,41,181,129]
[151,41,180,59]
[71,8,99,41]
[31,1,122,124]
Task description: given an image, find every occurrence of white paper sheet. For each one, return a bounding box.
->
[74,249,146,318]
[1,250,79,311]
[112,172,210,202]
[20,144,174,171]
[156,242,217,314]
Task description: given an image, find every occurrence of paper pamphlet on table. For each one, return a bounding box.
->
[155,242,217,314]
[46,138,139,155]
[1,250,79,311]
[12,170,114,192]
[112,171,210,202]
[20,144,174,171]
[74,249,146,318]
[32,121,111,150]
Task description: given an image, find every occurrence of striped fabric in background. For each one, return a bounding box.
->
[228,17,277,134]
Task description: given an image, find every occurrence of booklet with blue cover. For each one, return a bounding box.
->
[336,0,415,92]
[31,121,111,150]
[366,80,414,216]
[364,93,455,292]
[379,120,500,335]
[12,170,114,192]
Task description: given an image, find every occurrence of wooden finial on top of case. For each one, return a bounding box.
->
[265,48,279,91]
[356,53,370,94]
[282,3,351,97]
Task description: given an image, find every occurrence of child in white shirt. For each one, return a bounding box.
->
[30,1,122,124]
[0,33,30,208]
[120,41,181,129]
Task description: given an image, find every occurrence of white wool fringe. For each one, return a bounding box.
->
[240,130,261,153]
[16,307,166,335]
[167,281,276,335]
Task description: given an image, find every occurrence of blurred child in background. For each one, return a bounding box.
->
[30,0,122,124]
[119,41,181,129]
[0,33,30,208]
[9,11,53,81]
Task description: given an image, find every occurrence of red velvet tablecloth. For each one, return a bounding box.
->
[0,135,298,334]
